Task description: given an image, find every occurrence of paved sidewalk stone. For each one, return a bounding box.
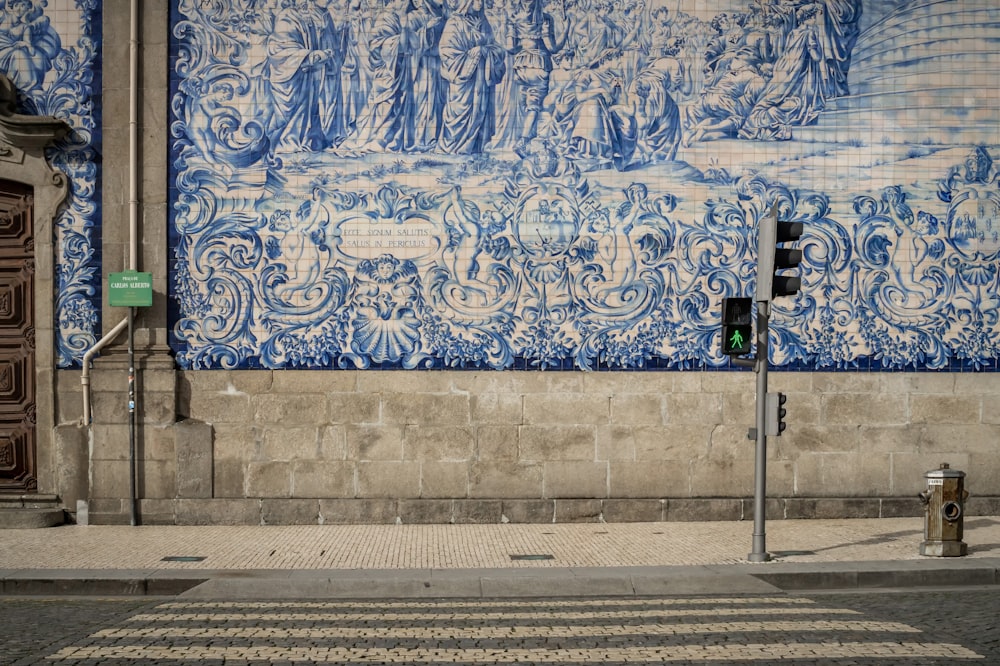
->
[4,517,1000,569]
[1,516,999,598]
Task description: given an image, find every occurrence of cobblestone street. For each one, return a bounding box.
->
[3,589,996,665]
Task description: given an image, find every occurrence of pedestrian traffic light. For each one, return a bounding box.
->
[721,297,752,356]
[765,392,787,436]
[755,207,804,302]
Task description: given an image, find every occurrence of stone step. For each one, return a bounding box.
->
[0,493,61,510]
[0,508,65,529]
[0,494,66,528]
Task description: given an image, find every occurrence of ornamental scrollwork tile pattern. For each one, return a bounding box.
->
[165,0,1000,371]
[0,0,102,368]
[11,1,998,371]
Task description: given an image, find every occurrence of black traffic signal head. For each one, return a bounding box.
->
[721,297,752,355]
[755,207,804,302]
[765,391,787,437]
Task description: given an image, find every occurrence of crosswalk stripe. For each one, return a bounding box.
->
[92,619,920,639]
[126,606,862,622]
[157,596,817,610]
[45,642,984,662]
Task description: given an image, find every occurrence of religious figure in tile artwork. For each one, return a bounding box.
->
[683,54,768,146]
[353,0,419,151]
[739,3,825,140]
[684,0,862,143]
[186,80,235,164]
[265,0,348,152]
[177,0,868,168]
[341,0,374,135]
[0,0,61,93]
[438,0,506,153]
[504,0,570,155]
[626,41,689,162]
[409,0,447,151]
[581,205,636,294]
[818,0,863,98]
[547,69,636,172]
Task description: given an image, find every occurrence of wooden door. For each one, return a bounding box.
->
[0,179,36,493]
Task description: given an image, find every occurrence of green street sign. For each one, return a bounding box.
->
[108,270,153,307]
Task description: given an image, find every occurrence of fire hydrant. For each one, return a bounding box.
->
[918,463,969,557]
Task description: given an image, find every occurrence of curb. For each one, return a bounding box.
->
[749,565,1000,591]
[4,559,1000,598]
[1,574,208,597]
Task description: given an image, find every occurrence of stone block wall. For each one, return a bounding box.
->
[72,366,1000,524]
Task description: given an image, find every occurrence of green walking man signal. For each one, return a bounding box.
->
[728,328,746,350]
[721,297,753,356]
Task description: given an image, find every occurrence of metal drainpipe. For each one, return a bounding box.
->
[125,0,140,527]
[80,318,128,425]
[80,0,141,524]
[80,0,140,423]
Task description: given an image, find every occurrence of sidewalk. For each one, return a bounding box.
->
[1,516,999,598]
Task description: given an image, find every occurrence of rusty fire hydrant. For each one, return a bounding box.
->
[918,463,969,557]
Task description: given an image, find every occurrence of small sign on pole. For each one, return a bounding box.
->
[108,271,153,307]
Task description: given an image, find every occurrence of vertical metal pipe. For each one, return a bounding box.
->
[748,301,771,562]
[129,0,139,270]
[128,307,137,526]
[127,0,140,526]
[80,0,142,523]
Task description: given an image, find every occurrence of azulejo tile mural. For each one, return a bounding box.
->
[0,0,102,368]
[167,0,1000,371]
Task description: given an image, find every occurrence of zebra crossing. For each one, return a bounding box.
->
[44,595,984,664]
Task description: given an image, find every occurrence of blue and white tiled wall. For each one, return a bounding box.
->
[5,1,999,371]
[159,0,998,372]
[1,0,102,368]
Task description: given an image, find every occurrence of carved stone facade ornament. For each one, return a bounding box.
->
[0,74,70,154]
[0,73,70,495]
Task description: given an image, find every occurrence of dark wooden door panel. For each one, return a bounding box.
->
[0,179,36,493]
[0,262,34,339]
[0,192,33,258]
[0,421,35,492]
[0,344,33,413]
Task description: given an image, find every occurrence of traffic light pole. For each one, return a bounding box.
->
[749,300,771,562]
[738,205,800,563]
